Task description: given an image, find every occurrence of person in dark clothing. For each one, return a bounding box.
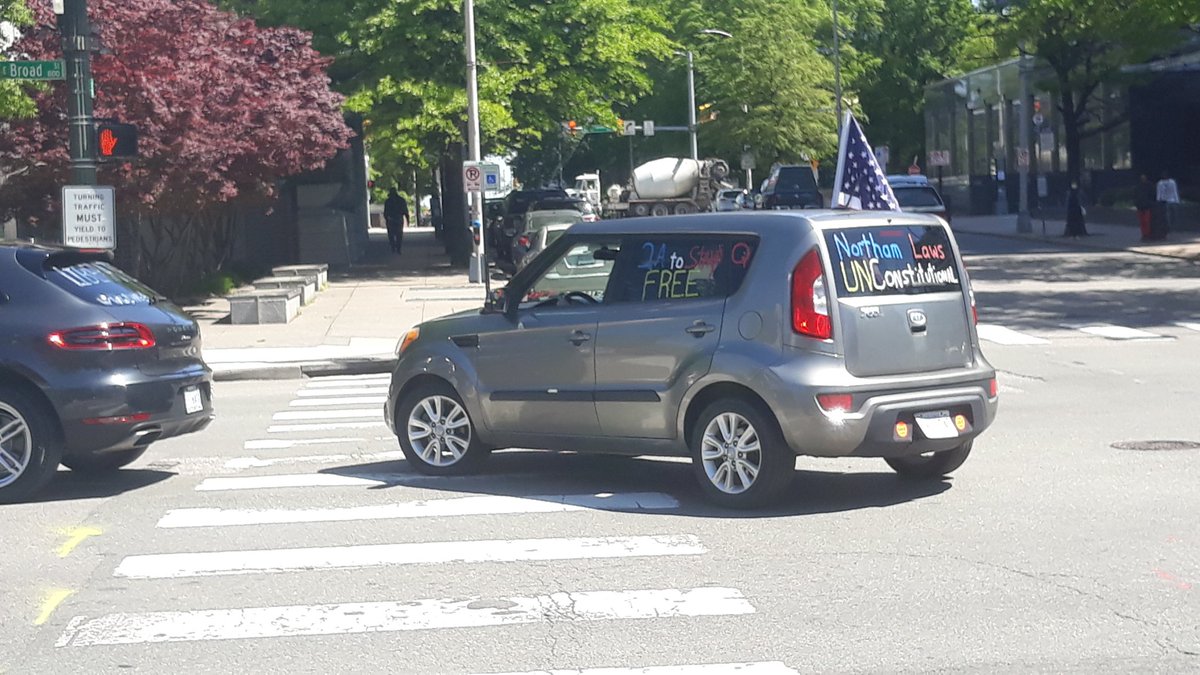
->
[383,188,409,254]
[1064,182,1088,238]
[1135,173,1157,242]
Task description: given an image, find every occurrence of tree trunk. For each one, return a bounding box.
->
[440,146,470,267]
[1059,82,1089,237]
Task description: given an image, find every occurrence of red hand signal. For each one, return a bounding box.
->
[99,128,118,156]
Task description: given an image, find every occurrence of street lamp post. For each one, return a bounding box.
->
[832,0,842,133]
[463,0,488,293]
[686,29,732,161]
[59,0,97,187]
[1016,44,1033,233]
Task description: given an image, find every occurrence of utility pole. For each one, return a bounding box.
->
[686,50,698,161]
[833,0,842,134]
[464,0,487,292]
[59,0,96,186]
[1016,45,1033,233]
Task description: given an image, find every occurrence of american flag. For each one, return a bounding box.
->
[831,113,899,211]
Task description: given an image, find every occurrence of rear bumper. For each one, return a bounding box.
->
[52,364,215,457]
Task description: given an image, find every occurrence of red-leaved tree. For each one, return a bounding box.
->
[0,0,351,292]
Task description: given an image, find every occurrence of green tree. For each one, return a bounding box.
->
[842,0,991,173]
[1000,0,1200,235]
[0,0,36,121]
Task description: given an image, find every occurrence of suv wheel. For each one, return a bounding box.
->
[396,382,487,475]
[690,398,794,508]
[885,441,972,479]
[62,448,148,474]
[0,386,63,504]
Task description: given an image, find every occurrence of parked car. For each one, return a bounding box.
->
[713,189,746,212]
[756,164,824,210]
[888,174,951,223]
[0,244,214,503]
[496,189,568,263]
[529,197,598,221]
[512,219,577,272]
[386,211,997,508]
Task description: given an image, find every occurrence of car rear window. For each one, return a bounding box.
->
[825,225,961,297]
[774,167,818,192]
[893,186,944,208]
[606,234,759,303]
[48,261,157,306]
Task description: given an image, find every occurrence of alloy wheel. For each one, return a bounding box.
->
[407,395,472,467]
[700,412,761,495]
[0,402,32,489]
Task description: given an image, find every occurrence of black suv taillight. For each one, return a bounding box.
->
[791,247,831,340]
[48,323,156,351]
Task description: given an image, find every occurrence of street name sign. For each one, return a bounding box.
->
[62,186,116,249]
[0,60,65,80]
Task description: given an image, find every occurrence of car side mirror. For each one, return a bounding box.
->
[484,287,507,314]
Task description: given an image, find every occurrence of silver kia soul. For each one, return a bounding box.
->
[386,211,998,508]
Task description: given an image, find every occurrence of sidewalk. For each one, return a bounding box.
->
[952,214,1200,262]
[190,227,485,381]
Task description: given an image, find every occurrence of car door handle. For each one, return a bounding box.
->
[685,321,716,337]
[568,331,591,345]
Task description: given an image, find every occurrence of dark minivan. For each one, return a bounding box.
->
[757,164,824,210]
[0,243,213,502]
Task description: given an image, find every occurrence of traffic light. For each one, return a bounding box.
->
[94,121,138,160]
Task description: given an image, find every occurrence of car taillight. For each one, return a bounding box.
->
[791,247,831,339]
[817,393,853,412]
[517,235,531,248]
[48,323,156,351]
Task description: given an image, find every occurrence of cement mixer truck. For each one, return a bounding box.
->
[605,157,733,218]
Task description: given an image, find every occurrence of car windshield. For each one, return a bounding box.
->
[893,186,944,208]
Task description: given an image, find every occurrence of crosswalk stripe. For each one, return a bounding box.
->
[243,437,376,450]
[268,421,388,433]
[114,535,705,579]
[289,396,387,407]
[273,409,381,421]
[1178,322,1200,333]
[158,492,680,528]
[481,663,800,675]
[59,587,754,647]
[295,387,389,397]
[1073,324,1169,340]
[976,324,1049,345]
[303,376,390,389]
[222,451,403,471]
[196,473,395,491]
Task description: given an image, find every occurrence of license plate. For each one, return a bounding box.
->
[184,386,203,415]
[914,410,958,439]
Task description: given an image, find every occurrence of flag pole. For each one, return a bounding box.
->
[830,111,852,208]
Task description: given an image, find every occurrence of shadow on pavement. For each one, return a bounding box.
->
[977,287,1200,331]
[319,450,950,518]
[28,468,176,503]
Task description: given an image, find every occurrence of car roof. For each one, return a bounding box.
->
[567,210,944,237]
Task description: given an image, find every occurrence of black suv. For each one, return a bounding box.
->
[495,189,568,263]
[756,164,824,210]
[0,244,213,502]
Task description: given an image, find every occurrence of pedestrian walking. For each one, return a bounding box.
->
[1154,171,1180,240]
[1135,173,1156,241]
[384,188,409,254]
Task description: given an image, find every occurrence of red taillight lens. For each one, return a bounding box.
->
[48,323,156,351]
[517,235,531,248]
[791,247,831,339]
[988,378,998,398]
[83,412,152,425]
[817,393,853,412]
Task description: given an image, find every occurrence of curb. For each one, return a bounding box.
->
[212,357,397,382]
[953,225,1200,263]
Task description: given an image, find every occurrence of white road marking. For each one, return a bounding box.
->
[976,324,1049,345]
[1177,322,1200,333]
[303,375,391,388]
[158,492,679,528]
[289,396,387,407]
[296,387,389,397]
[273,409,381,421]
[222,451,403,471]
[243,437,374,450]
[114,535,704,579]
[268,421,387,433]
[196,473,395,491]
[60,587,753,646]
[481,663,800,675]
[1072,324,1170,340]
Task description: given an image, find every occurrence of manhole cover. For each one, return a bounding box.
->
[1111,440,1200,451]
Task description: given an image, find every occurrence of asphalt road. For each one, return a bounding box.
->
[2,233,1198,674]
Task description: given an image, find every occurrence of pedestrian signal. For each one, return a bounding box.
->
[95,121,138,160]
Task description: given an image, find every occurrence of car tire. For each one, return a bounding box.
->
[61,448,148,474]
[395,381,487,475]
[0,385,63,504]
[885,441,973,479]
[689,398,794,509]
